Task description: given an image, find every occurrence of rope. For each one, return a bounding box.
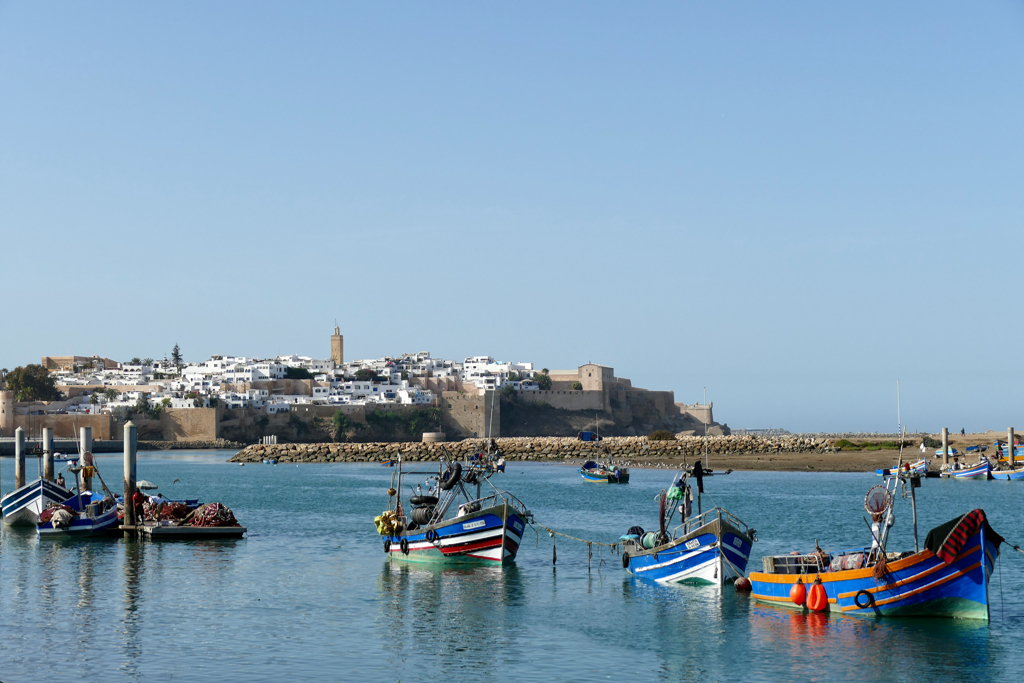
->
[532,524,621,570]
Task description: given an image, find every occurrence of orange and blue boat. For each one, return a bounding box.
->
[750,476,1003,620]
[580,461,629,483]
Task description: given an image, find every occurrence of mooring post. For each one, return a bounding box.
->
[42,427,54,481]
[14,426,25,489]
[1010,427,1016,466]
[123,421,137,531]
[81,426,94,492]
[942,427,949,466]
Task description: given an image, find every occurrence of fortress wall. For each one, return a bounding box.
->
[523,390,605,412]
[159,407,219,441]
[441,391,499,439]
[11,413,112,439]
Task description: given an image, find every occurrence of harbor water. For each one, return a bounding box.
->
[1,451,1023,682]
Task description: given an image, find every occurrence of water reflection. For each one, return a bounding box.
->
[375,560,526,683]
[119,538,143,681]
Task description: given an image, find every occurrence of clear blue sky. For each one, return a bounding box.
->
[2,2,1022,433]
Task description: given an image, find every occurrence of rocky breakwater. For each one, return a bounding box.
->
[229,435,835,464]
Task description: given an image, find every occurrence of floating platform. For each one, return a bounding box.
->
[120,523,247,540]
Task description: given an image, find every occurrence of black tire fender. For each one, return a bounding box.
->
[410,495,439,506]
[439,462,463,491]
[426,528,438,543]
[383,538,391,553]
[622,552,630,569]
[854,590,875,609]
[400,537,410,554]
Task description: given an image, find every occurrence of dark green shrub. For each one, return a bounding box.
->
[648,430,676,441]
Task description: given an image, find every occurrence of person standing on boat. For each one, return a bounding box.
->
[870,512,883,551]
[56,472,65,488]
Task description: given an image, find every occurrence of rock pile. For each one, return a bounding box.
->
[229,434,836,464]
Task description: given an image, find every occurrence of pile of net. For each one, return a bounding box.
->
[39,504,76,525]
[142,500,192,522]
[190,503,239,527]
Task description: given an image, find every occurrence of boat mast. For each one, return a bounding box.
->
[703,387,708,469]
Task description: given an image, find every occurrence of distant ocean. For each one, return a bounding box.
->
[0,452,1021,682]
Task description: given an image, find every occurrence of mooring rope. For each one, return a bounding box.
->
[532,523,620,570]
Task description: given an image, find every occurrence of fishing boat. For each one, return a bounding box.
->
[579,460,629,484]
[749,471,1002,620]
[875,459,927,477]
[940,460,991,479]
[36,491,119,537]
[375,451,533,565]
[621,464,755,587]
[989,465,1024,481]
[381,459,396,467]
[2,478,74,526]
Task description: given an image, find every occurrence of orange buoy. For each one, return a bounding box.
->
[807,578,828,612]
[790,578,806,606]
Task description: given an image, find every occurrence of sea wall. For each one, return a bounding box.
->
[229,434,836,463]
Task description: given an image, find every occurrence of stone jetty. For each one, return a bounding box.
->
[229,434,836,464]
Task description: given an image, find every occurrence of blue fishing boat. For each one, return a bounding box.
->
[1,478,74,526]
[750,466,1003,620]
[36,491,119,537]
[875,459,927,477]
[375,452,533,565]
[990,466,1024,481]
[579,460,629,483]
[941,460,991,479]
[621,465,755,587]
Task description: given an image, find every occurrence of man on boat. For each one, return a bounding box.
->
[56,472,66,488]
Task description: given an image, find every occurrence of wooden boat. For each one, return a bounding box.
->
[940,460,991,479]
[622,467,754,587]
[1,478,74,526]
[381,459,396,467]
[990,466,1024,481]
[36,491,119,538]
[376,452,533,566]
[579,460,629,483]
[750,469,1003,620]
[876,459,927,477]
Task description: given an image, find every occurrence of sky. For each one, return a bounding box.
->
[1,2,1022,433]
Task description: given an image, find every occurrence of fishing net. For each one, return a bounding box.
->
[864,486,892,515]
[191,503,239,528]
[39,504,75,524]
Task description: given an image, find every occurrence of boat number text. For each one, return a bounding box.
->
[685,539,700,550]
[733,537,743,548]
[464,520,485,531]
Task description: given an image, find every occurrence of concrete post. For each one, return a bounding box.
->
[123,421,137,527]
[1010,427,1016,466]
[81,426,94,492]
[14,426,25,489]
[42,427,54,481]
[942,427,949,466]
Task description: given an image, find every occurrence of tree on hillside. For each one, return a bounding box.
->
[130,357,142,365]
[332,411,365,442]
[171,344,182,371]
[5,365,64,401]
[535,369,552,390]
[507,372,522,382]
[143,358,153,366]
[354,369,378,382]
[104,388,120,401]
[285,367,314,380]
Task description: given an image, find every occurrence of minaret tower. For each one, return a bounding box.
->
[331,325,344,365]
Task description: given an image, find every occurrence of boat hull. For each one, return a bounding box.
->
[940,462,991,479]
[1,479,74,526]
[876,460,927,476]
[386,503,526,566]
[579,468,629,484]
[37,508,120,537]
[625,516,753,588]
[750,525,998,620]
[990,467,1024,481]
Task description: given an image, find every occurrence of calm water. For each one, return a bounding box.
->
[1,451,1023,682]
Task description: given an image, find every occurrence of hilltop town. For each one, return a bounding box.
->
[1,327,724,444]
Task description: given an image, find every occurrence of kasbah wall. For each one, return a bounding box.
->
[441,391,499,439]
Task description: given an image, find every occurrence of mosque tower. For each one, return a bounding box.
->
[331,326,344,365]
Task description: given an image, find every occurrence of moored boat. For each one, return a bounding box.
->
[579,460,629,484]
[37,491,119,537]
[990,466,1024,481]
[749,467,1003,620]
[376,452,532,566]
[622,464,755,587]
[2,478,75,526]
[940,460,991,479]
[876,459,927,477]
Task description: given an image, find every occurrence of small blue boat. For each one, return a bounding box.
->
[579,461,629,484]
[941,460,991,479]
[622,467,755,587]
[990,466,1024,481]
[1,478,75,526]
[36,491,120,538]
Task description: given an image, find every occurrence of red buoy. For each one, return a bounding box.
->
[735,577,752,592]
[790,578,806,606]
[807,578,828,612]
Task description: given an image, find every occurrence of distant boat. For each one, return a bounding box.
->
[381,459,396,467]
[990,466,1024,481]
[940,460,991,480]
[579,461,629,484]
[876,459,927,477]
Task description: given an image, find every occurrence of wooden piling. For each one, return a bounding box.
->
[14,427,24,489]
[42,427,54,481]
[123,421,137,533]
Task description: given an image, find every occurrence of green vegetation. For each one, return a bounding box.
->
[161,398,172,408]
[130,357,142,365]
[5,365,64,402]
[648,430,676,441]
[104,388,120,401]
[834,439,913,451]
[331,411,365,440]
[571,382,583,390]
[171,343,183,371]
[354,368,378,382]
[285,367,315,380]
[535,369,552,390]
[365,407,442,440]
[923,436,943,449]
[507,372,522,382]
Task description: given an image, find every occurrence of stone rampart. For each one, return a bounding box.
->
[229,434,836,463]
